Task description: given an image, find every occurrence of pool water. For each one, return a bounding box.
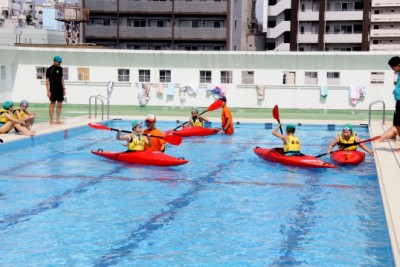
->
[0,121,394,267]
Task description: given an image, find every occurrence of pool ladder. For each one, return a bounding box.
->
[368,100,385,126]
[89,95,109,120]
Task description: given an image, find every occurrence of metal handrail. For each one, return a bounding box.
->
[368,100,385,126]
[89,95,109,120]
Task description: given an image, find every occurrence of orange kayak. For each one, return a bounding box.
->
[330,150,365,165]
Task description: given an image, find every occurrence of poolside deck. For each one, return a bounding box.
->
[1,115,399,265]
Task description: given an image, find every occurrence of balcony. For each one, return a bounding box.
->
[371,14,400,22]
[298,11,319,21]
[84,0,227,15]
[174,27,226,40]
[85,25,118,38]
[372,0,400,7]
[370,43,400,51]
[371,28,400,37]
[325,33,362,43]
[297,33,318,43]
[325,11,363,21]
[85,25,226,40]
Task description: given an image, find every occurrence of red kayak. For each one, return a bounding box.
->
[91,149,188,166]
[166,126,221,137]
[330,150,365,165]
[254,147,336,168]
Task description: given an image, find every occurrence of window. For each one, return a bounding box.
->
[148,19,169,27]
[200,70,212,83]
[63,67,69,80]
[179,20,200,28]
[118,69,130,82]
[354,25,362,33]
[78,68,90,81]
[242,71,254,84]
[305,72,318,85]
[0,66,5,80]
[128,19,146,27]
[139,69,150,82]
[341,25,352,34]
[159,70,171,83]
[36,67,46,79]
[203,20,224,28]
[327,72,340,85]
[370,72,384,84]
[283,71,296,85]
[221,71,232,84]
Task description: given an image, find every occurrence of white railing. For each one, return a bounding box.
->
[297,33,318,43]
[325,11,363,21]
[325,33,362,43]
[371,14,400,22]
[89,95,109,120]
[298,11,319,21]
[371,28,400,37]
[370,43,400,51]
[372,0,400,7]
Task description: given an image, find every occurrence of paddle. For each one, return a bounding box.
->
[272,105,283,134]
[170,99,223,132]
[88,122,182,145]
[315,135,381,158]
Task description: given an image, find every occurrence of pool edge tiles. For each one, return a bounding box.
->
[370,121,400,267]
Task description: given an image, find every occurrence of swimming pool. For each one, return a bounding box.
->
[0,121,394,266]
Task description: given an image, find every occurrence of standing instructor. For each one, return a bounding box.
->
[388,56,400,136]
[219,96,234,135]
[46,55,66,124]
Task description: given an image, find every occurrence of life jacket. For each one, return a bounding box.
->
[0,109,11,123]
[127,134,145,151]
[284,135,301,154]
[189,117,203,127]
[338,131,357,151]
[13,108,25,119]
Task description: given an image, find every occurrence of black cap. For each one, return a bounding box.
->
[219,96,227,102]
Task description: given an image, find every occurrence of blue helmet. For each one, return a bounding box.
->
[53,56,62,63]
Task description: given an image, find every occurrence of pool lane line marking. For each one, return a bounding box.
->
[6,173,377,191]
[0,166,122,231]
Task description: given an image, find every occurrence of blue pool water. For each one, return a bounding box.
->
[0,121,394,266]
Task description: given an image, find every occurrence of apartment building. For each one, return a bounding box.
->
[262,0,400,51]
[0,0,22,28]
[82,0,265,51]
[370,0,400,51]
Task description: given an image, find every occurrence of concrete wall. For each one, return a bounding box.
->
[0,28,65,46]
[0,46,397,111]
